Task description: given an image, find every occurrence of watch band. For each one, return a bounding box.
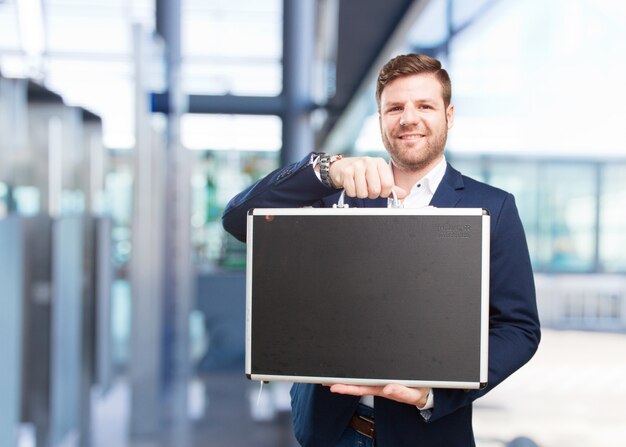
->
[319,153,343,188]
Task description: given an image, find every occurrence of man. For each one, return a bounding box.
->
[222,54,540,446]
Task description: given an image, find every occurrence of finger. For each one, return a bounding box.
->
[364,159,382,199]
[342,173,356,197]
[329,384,365,395]
[353,161,369,199]
[375,159,395,198]
[382,384,427,406]
[329,384,384,396]
[391,185,409,200]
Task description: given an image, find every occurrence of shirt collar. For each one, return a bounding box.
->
[411,156,447,196]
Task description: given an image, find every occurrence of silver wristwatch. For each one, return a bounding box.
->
[318,153,343,188]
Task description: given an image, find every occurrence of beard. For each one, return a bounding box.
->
[382,122,448,172]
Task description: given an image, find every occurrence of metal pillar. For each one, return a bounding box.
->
[131,0,193,441]
[281,0,317,165]
[157,0,193,445]
[0,217,23,447]
[130,24,165,440]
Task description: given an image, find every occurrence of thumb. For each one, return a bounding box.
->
[392,185,409,200]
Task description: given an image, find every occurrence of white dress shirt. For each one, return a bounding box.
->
[388,155,447,209]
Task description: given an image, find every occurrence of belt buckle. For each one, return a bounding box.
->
[355,414,375,439]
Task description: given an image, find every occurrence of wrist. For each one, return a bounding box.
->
[318,153,343,188]
[415,388,435,411]
[416,389,434,410]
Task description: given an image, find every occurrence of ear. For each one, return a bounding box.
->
[446,104,455,129]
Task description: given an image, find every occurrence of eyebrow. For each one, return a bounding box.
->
[383,98,439,108]
[383,101,404,108]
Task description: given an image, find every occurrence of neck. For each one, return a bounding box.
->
[391,156,444,191]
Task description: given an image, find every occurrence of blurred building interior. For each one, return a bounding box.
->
[1,0,626,446]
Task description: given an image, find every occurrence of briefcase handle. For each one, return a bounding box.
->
[333,189,403,209]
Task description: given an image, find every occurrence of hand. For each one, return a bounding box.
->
[328,383,430,408]
[328,156,407,200]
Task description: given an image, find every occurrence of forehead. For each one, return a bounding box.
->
[380,73,444,105]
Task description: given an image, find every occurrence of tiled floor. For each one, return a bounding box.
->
[472,329,626,447]
[91,329,626,447]
[193,372,298,447]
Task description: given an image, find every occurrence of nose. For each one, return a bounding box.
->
[399,105,418,127]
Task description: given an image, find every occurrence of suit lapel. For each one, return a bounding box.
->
[429,163,464,208]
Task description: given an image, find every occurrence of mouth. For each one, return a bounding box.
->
[397,133,425,140]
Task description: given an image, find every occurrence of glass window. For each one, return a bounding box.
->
[486,160,539,227]
[13,185,40,215]
[45,59,135,148]
[46,15,130,54]
[0,182,7,217]
[485,160,540,267]
[181,114,282,151]
[190,150,278,268]
[443,0,626,158]
[182,0,282,96]
[1,0,154,148]
[451,0,499,30]
[105,163,133,268]
[599,164,626,272]
[534,163,597,272]
[407,0,449,49]
[182,60,281,96]
[446,155,486,183]
[181,112,282,269]
[354,114,384,153]
[0,3,21,51]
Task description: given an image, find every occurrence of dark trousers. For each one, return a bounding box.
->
[335,404,375,447]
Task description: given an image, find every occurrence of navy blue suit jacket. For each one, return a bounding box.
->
[222,154,541,447]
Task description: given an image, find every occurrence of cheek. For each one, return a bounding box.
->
[381,120,393,134]
[387,117,402,130]
[428,118,446,131]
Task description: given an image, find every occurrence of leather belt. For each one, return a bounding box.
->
[350,413,375,439]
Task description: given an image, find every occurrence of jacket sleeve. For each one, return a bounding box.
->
[428,193,541,422]
[222,153,335,242]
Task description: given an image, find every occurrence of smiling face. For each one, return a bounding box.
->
[379,73,454,174]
